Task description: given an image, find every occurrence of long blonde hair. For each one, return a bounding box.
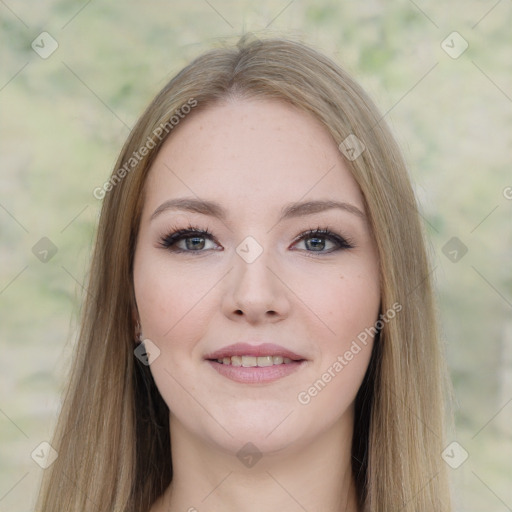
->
[35,36,452,511]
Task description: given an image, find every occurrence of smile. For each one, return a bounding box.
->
[206,358,307,384]
[204,342,308,383]
[214,355,295,366]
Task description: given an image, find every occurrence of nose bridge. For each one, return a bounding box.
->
[233,241,276,298]
[224,236,290,320]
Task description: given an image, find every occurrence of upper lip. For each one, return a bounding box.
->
[204,343,306,361]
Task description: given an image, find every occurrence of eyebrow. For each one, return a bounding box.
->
[150,197,366,222]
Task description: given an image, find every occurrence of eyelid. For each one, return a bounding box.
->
[290,227,355,251]
[158,225,219,251]
[158,224,355,254]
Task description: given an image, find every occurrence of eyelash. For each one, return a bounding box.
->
[158,224,355,255]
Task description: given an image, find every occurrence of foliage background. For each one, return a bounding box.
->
[0,1,511,511]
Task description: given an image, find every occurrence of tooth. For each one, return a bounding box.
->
[214,355,296,366]
[241,356,258,367]
[257,356,273,367]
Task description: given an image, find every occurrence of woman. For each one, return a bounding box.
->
[35,37,452,511]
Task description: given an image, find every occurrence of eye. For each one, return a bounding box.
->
[292,228,354,254]
[158,225,354,255]
[159,226,219,253]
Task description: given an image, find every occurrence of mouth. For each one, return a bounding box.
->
[209,355,302,366]
[204,343,308,384]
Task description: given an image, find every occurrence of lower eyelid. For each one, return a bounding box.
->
[159,228,354,253]
[294,231,354,249]
[293,239,350,252]
[162,234,217,251]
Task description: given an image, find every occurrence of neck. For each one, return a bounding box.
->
[155,411,360,512]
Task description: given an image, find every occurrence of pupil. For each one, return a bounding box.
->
[186,237,205,250]
[307,237,325,251]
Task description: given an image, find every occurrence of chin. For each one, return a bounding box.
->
[213,427,305,463]
[210,411,315,455]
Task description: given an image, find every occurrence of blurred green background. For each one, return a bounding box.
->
[1,1,511,511]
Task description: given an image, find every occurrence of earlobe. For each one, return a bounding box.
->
[132,309,142,344]
[134,321,142,344]
[134,320,142,345]
[131,301,142,344]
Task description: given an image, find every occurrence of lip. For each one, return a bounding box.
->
[204,342,306,361]
[207,359,307,384]
[204,342,308,384]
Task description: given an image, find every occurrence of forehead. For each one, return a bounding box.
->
[143,98,364,219]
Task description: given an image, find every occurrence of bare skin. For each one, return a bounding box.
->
[134,98,380,512]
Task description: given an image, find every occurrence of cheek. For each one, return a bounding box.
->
[133,256,211,413]
[296,262,380,346]
[133,253,217,341]
[294,264,379,401]
[294,274,378,418]
[336,270,380,339]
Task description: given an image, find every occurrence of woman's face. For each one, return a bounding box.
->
[133,98,380,456]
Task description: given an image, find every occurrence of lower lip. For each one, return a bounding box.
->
[206,360,306,383]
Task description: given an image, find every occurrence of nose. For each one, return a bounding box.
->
[222,249,291,324]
